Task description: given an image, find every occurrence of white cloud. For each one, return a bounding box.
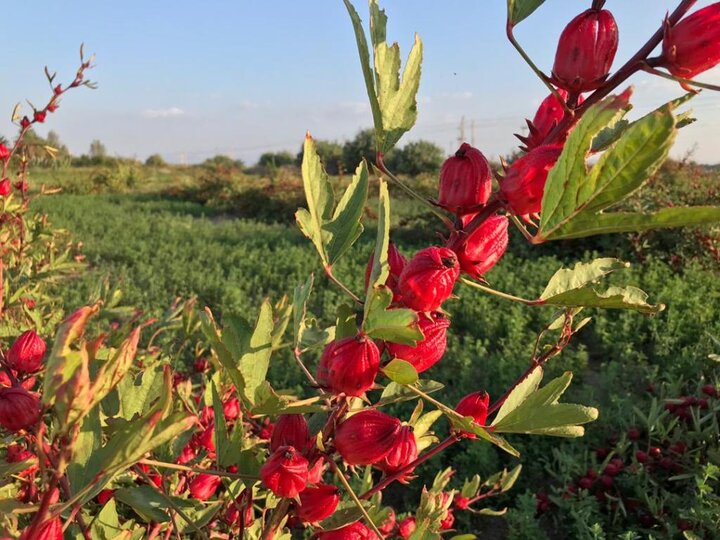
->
[142,107,185,119]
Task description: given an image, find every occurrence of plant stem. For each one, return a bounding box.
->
[449,199,504,250]
[330,460,383,537]
[293,347,321,388]
[324,265,363,305]
[641,64,720,92]
[375,153,455,230]
[359,435,459,500]
[460,277,543,306]
[138,458,259,480]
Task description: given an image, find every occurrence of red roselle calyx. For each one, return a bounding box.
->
[0,144,9,161]
[334,409,402,465]
[451,214,509,279]
[438,143,492,215]
[296,483,340,523]
[377,425,418,479]
[386,312,450,373]
[6,330,47,373]
[270,414,310,452]
[317,521,379,540]
[500,144,563,216]
[662,3,720,81]
[398,517,417,539]
[552,8,619,93]
[0,179,11,197]
[20,518,63,540]
[0,387,42,432]
[364,242,407,301]
[33,110,47,123]
[519,90,584,150]
[319,334,380,397]
[189,473,222,501]
[398,246,460,312]
[455,390,490,438]
[378,509,396,535]
[260,445,309,498]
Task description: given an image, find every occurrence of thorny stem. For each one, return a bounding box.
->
[330,460,383,537]
[375,152,455,231]
[460,277,544,306]
[359,435,460,500]
[545,0,699,145]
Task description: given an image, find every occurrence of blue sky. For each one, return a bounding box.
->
[1,1,719,164]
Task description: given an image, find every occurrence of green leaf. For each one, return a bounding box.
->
[500,464,523,492]
[493,366,542,425]
[293,274,314,348]
[383,359,419,384]
[251,381,325,415]
[507,0,546,25]
[90,499,126,540]
[211,383,230,469]
[67,405,102,493]
[548,206,720,240]
[377,379,444,407]
[117,365,163,420]
[335,303,358,340]
[363,287,421,344]
[297,135,368,267]
[175,501,224,533]
[539,91,633,238]
[461,475,481,498]
[492,372,598,437]
[539,258,663,314]
[238,300,274,404]
[114,485,171,523]
[477,508,507,516]
[366,179,391,296]
[325,161,369,264]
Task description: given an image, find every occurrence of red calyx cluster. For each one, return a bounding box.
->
[661,3,720,81]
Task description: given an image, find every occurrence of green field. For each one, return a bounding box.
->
[30,163,720,536]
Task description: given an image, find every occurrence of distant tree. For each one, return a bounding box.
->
[387,140,445,175]
[257,151,295,168]
[145,154,166,167]
[201,155,244,169]
[89,139,107,159]
[296,140,344,175]
[342,129,376,172]
[0,135,8,147]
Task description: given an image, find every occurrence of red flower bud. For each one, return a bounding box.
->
[627,426,640,441]
[33,111,47,123]
[47,103,58,113]
[20,518,63,540]
[440,509,455,530]
[334,410,401,465]
[194,424,216,453]
[398,247,460,312]
[193,357,208,373]
[398,517,417,539]
[377,425,418,478]
[455,390,489,438]
[0,144,9,161]
[520,90,585,150]
[260,446,309,498]
[454,495,470,510]
[320,335,380,397]
[635,450,648,464]
[7,330,47,373]
[599,474,613,488]
[296,483,340,523]
[702,384,717,398]
[662,4,720,81]
[270,414,310,453]
[378,508,396,535]
[500,145,562,216]
[364,242,407,302]
[0,387,41,432]
[649,446,662,458]
[0,178,11,197]
[97,489,115,505]
[552,9,618,93]
[438,143,492,215]
[386,311,449,373]
[578,476,594,490]
[307,457,326,484]
[222,396,240,422]
[20,116,31,129]
[258,418,274,440]
[318,521,379,540]
[452,214,509,278]
[15,180,28,193]
[189,473,222,501]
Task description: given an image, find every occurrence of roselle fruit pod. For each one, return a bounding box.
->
[437,143,492,215]
[378,508,397,535]
[386,312,450,373]
[320,334,380,397]
[334,409,401,465]
[0,178,11,197]
[270,414,310,452]
[398,517,417,539]
[500,145,563,216]
[189,473,222,501]
[222,396,241,422]
[296,483,341,523]
[377,426,418,481]
[552,8,618,93]
[398,247,460,312]
[364,242,407,301]
[307,457,326,484]
[662,3,720,81]
[260,445,309,498]
[20,518,63,540]
[455,390,490,438]
[519,90,585,150]
[453,214,509,279]
[6,330,47,373]
[317,521,379,540]
[0,387,42,432]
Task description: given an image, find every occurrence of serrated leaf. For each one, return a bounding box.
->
[500,464,522,492]
[325,161,369,264]
[114,485,171,523]
[366,179,391,296]
[293,274,314,348]
[377,379,444,407]
[363,287,421,343]
[238,300,274,404]
[493,366,543,425]
[211,383,230,468]
[117,366,163,420]
[507,0,546,25]
[383,359,419,384]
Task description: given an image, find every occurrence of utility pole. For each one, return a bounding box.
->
[471,119,476,146]
[458,116,465,145]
